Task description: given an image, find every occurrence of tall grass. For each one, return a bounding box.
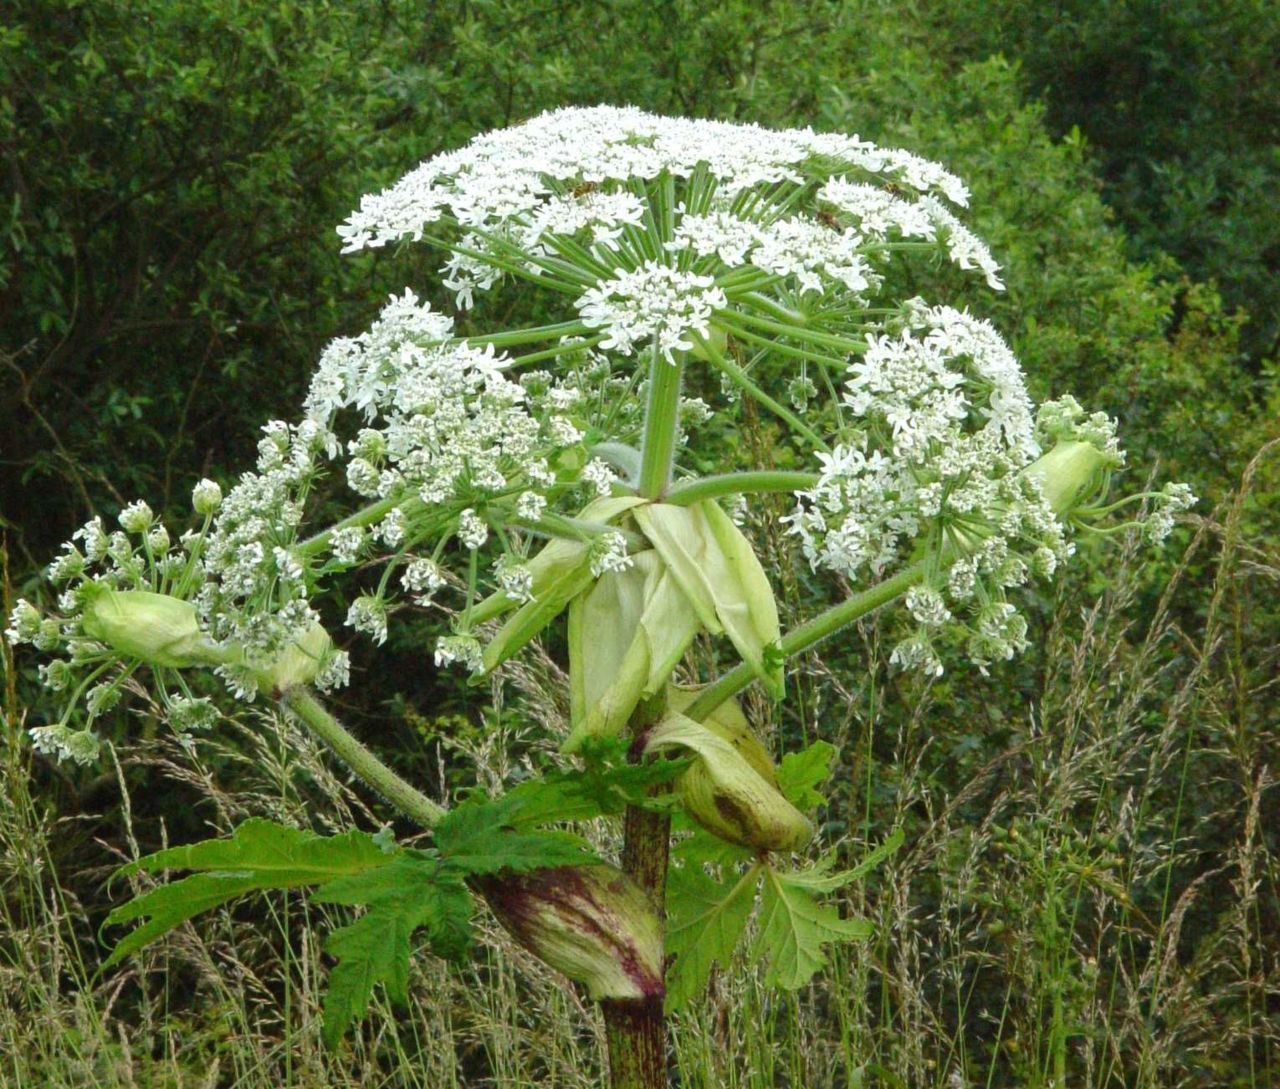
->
[2,441,1277,1088]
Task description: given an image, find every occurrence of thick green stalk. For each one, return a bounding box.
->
[602,348,685,1089]
[665,470,818,507]
[636,347,684,500]
[280,687,445,828]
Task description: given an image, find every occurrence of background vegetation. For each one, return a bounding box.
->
[2,1,1276,1086]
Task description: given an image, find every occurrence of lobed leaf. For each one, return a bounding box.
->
[103,819,392,968]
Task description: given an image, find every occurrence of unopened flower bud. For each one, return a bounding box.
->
[80,588,223,669]
[479,865,663,1001]
[256,621,333,692]
[1023,441,1114,516]
[191,478,223,515]
[645,709,812,853]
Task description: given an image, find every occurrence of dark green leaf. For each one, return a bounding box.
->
[315,856,473,1046]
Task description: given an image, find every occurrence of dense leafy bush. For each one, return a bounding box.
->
[926,0,1280,363]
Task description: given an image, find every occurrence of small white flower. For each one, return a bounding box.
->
[346,596,389,645]
[589,530,632,578]
[458,509,489,550]
[29,724,101,766]
[581,457,616,497]
[5,600,41,645]
[435,634,483,672]
[118,500,154,534]
[402,557,446,595]
[330,526,366,565]
[576,261,727,363]
[496,557,534,603]
[515,491,548,521]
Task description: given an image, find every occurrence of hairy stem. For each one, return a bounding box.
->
[684,559,929,722]
[279,687,445,827]
[665,470,818,507]
[636,347,684,500]
[603,694,672,1089]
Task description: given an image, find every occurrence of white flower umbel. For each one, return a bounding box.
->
[337,106,970,255]
[331,106,1001,385]
[577,262,726,363]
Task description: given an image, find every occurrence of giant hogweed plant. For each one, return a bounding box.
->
[8,107,1192,1088]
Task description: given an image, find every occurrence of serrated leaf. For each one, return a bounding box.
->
[433,794,597,876]
[751,867,872,990]
[504,756,688,825]
[116,817,389,882]
[671,823,754,869]
[316,857,472,1046]
[782,829,906,893]
[664,862,761,1010]
[103,820,391,968]
[776,740,838,812]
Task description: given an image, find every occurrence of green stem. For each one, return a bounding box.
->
[603,694,672,1089]
[636,347,684,499]
[463,320,592,350]
[694,332,828,450]
[684,560,929,722]
[665,471,818,506]
[279,687,445,828]
[296,495,416,557]
[602,346,684,1088]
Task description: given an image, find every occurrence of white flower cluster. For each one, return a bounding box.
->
[334,106,999,341]
[818,180,1005,290]
[787,302,1074,673]
[307,290,571,511]
[577,262,726,362]
[195,419,348,698]
[337,105,970,254]
[669,211,876,297]
[5,486,247,762]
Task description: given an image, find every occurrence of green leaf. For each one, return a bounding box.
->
[433,794,597,876]
[671,821,754,869]
[103,819,391,968]
[776,740,838,812]
[752,867,872,991]
[504,750,689,826]
[664,862,761,1011]
[782,828,905,893]
[314,856,473,1046]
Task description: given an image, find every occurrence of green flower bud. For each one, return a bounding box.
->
[256,622,333,693]
[480,865,663,1001]
[563,550,699,753]
[80,588,223,669]
[1024,441,1114,516]
[645,710,812,853]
